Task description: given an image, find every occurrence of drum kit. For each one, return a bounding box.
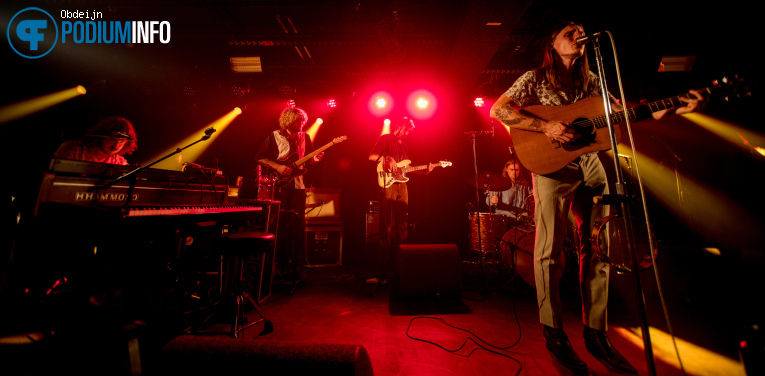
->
[466,168,658,285]
[466,171,538,283]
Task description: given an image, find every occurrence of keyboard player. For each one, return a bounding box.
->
[12,158,276,324]
[53,116,138,165]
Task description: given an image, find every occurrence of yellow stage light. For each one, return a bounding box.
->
[148,107,242,170]
[605,147,764,246]
[381,119,392,135]
[615,326,746,376]
[305,118,323,141]
[684,113,765,157]
[0,85,87,125]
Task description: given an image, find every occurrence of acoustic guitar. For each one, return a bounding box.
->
[509,78,748,174]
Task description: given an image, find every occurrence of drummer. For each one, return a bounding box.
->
[486,159,533,226]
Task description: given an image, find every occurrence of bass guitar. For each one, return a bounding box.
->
[272,135,347,188]
[509,78,748,175]
[377,159,452,188]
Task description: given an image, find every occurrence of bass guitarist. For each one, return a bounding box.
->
[489,21,705,374]
[255,106,324,281]
[367,117,436,285]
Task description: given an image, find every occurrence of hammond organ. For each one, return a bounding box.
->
[26,158,280,311]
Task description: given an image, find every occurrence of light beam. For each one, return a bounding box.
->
[0,85,86,125]
[148,107,241,170]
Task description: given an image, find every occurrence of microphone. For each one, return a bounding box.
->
[115,132,135,140]
[205,127,216,136]
[576,31,603,45]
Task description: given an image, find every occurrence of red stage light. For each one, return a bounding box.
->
[368,91,393,116]
[474,97,484,107]
[406,90,436,120]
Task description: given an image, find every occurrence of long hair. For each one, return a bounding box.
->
[84,116,138,155]
[279,107,308,131]
[541,21,589,93]
[393,116,414,135]
[501,159,518,178]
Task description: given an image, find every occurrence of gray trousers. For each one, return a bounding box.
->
[532,153,610,331]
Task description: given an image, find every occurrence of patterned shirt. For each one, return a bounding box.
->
[504,69,611,107]
[485,179,534,220]
[53,140,128,165]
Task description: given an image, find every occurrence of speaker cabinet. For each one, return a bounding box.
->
[365,212,378,247]
[396,244,462,300]
[305,222,342,267]
[158,335,374,376]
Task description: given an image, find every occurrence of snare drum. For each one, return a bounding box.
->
[469,213,508,252]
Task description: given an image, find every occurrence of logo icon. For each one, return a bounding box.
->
[7,7,58,59]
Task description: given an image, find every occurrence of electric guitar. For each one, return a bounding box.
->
[272,135,347,188]
[509,78,749,175]
[377,159,452,188]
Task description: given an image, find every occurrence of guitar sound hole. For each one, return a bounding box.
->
[563,118,595,151]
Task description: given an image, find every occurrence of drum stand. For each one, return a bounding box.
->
[590,32,657,375]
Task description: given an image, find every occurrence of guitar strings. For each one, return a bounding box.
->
[569,93,688,132]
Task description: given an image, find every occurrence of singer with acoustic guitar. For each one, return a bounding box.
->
[255,106,324,281]
[489,21,705,373]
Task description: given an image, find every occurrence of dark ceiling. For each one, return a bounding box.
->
[4,0,758,104]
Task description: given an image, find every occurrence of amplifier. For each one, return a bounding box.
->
[305,188,340,221]
[365,212,379,246]
[305,222,342,267]
[368,201,379,213]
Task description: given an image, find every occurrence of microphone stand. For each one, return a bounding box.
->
[98,128,217,205]
[590,33,656,375]
[465,130,488,256]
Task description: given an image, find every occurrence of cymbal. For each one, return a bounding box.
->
[505,205,529,213]
[467,171,514,191]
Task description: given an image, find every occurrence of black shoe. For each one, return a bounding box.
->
[583,326,637,374]
[543,326,588,371]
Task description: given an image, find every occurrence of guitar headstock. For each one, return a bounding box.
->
[333,135,348,144]
[705,75,752,102]
[439,160,453,168]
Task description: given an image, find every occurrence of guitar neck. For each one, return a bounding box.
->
[402,164,429,173]
[587,94,693,131]
[293,140,336,167]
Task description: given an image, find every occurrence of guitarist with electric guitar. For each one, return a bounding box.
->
[366,117,451,285]
[488,21,706,374]
[255,107,336,282]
